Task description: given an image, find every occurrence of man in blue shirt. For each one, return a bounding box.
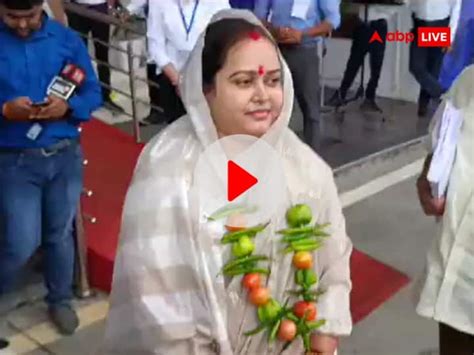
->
[255,0,340,150]
[0,0,101,336]
[439,0,474,91]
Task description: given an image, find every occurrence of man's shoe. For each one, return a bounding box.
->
[49,305,79,335]
[418,104,428,117]
[360,99,383,113]
[103,99,125,114]
[0,338,9,349]
[139,111,167,126]
[325,89,346,107]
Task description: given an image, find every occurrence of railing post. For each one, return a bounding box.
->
[74,201,94,298]
[127,40,141,143]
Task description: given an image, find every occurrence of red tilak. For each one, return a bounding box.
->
[258,65,265,76]
[248,31,262,41]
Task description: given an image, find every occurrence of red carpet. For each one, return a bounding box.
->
[81,119,410,323]
[81,119,144,291]
[350,249,410,323]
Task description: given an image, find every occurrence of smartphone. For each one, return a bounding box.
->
[32,100,49,107]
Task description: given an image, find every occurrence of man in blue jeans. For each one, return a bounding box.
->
[0,0,101,336]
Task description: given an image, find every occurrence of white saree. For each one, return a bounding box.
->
[101,9,352,354]
[416,65,474,335]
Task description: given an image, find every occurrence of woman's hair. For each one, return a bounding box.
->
[202,18,275,89]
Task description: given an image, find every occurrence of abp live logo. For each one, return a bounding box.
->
[369,27,451,47]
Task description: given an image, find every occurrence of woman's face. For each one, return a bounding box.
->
[205,36,284,138]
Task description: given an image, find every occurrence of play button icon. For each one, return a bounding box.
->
[227,160,258,201]
[192,134,287,227]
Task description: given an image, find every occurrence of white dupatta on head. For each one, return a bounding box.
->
[101,9,352,355]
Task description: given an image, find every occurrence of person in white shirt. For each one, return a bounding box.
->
[120,0,166,125]
[327,3,404,112]
[416,64,474,354]
[409,0,460,117]
[46,0,67,24]
[144,0,230,125]
[67,0,125,113]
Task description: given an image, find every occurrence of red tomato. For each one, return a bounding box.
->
[292,251,313,269]
[277,319,297,341]
[225,214,247,231]
[293,301,317,321]
[225,225,246,232]
[249,287,270,306]
[242,273,261,291]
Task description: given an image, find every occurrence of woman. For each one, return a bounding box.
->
[141,0,230,125]
[416,64,474,353]
[101,10,352,354]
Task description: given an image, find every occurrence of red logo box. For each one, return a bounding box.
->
[417,27,451,47]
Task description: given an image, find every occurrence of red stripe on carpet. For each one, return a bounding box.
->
[81,119,410,322]
[350,249,410,323]
[81,119,144,291]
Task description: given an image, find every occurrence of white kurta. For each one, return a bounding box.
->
[416,65,474,335]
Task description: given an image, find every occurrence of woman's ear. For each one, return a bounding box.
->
[203,83,216,99]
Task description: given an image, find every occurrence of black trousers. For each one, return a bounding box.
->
[280,45,320,149]
[409,16,449,107]
[67,2,110,100]
[146,63,161,116]
[155,72,186,123]
[439,323,474,355]
[339,19,388,100]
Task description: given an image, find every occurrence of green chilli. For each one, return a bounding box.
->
[223,255,269,272]
[307,319,326,330]
[303,333,311,350]
[244,323,267,336]
[292,243,322,252]
[269,319,281,342]
[220,222,269,244]
[277,225,315,235]
[223,267,269,277]
[290,239,321,247]
[281,233,315,243]
[207,204,258,221]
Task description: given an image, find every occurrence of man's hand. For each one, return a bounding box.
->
[277,27,304,44]
[307,334,338,355]
[47,0,68,26]
[118,9,131,22]
[163,64,180,87]
[417,175,446,216]
[2,97,33,121]
[33,95,69,120]
[442,45,453,53]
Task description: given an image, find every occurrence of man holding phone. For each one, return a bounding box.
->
[0,0,101,336]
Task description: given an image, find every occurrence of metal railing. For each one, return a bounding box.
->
[64,2,157,143]
[63,3,155,296]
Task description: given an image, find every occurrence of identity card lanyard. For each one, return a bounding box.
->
[179,0,200,41]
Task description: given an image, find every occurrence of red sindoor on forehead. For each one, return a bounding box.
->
[248,31,262,41]
[258,65,265,76]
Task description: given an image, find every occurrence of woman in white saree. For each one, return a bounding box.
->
[101,9,352,355]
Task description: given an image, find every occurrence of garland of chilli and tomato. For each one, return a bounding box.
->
[217,204,329,351]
